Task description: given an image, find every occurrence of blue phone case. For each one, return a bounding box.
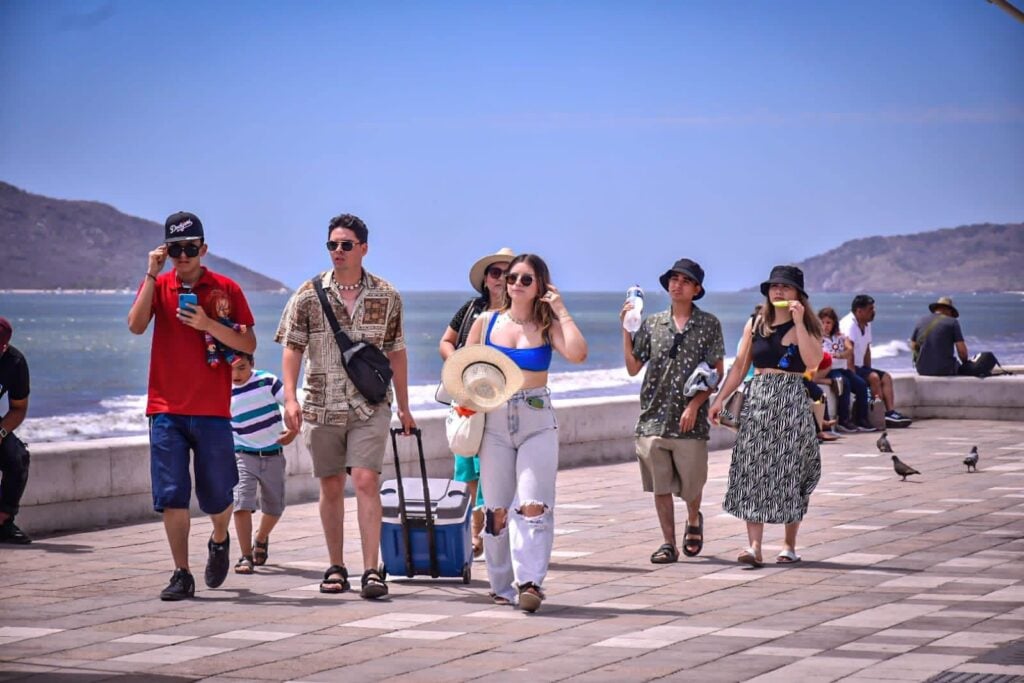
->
[178,293,198,311]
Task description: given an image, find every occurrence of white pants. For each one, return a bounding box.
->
[479,387,559,603]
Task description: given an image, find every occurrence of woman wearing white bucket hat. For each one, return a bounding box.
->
[458,253,588,612]
[439,247,514,557]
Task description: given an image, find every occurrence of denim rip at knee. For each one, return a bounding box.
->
[478,387,559,594]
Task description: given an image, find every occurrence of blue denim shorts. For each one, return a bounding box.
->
[149,414,238,514]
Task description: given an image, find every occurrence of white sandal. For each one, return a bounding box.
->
[737,547,764,568]
[776,549,802,564]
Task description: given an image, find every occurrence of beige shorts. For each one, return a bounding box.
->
[635,436,709,502]
[303,407,392,478]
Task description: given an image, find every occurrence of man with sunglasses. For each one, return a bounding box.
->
[275,213,415,600]
[622,258,724,565]
[128,211,257,600]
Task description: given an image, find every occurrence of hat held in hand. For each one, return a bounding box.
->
[441,345,524,413]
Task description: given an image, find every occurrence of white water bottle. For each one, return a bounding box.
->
[623,285,644,333]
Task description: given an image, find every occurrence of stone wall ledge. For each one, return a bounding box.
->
[17,371,1023,535]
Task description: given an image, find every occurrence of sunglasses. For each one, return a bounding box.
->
[167,243,202,258]
[326,240,363,252]
[669,332,686,360]
[485,266,506,279]
[505,272,535,287]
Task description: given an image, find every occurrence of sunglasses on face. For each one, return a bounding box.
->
[505,272,535,287]
[485,266,506,279]
[167,243,202,258]
[326,240,362,252]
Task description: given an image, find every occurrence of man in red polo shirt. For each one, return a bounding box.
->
[128,211,256,600]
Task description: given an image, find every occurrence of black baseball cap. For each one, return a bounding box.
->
[164,211,204,243]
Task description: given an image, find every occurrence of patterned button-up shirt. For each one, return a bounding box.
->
[274,269,405,425]
[632,306,725,440]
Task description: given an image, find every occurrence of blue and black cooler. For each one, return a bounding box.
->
[380,428,473,583]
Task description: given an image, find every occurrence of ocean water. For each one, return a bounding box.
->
[2,290,1022,442]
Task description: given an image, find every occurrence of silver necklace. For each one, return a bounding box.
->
[506,311,533,326]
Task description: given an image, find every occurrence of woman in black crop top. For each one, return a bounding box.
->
[709,265,824,568]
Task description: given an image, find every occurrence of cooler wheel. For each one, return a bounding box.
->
[462,563,471,584]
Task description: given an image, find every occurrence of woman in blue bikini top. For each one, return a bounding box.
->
[462,253,588,613]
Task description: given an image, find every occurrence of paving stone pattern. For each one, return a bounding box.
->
[1,419,1023,682]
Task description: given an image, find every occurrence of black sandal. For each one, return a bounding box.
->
[319,565,350,594]
[682,511,704,558]
[234,555,254,575]
[650,543,679,564]
[253,538,269,566]
[360,567,388,600]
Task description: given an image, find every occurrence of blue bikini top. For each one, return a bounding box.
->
[485,312,553,372]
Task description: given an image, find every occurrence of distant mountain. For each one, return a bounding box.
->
[762,223,1024,294]
[0,182,288,291]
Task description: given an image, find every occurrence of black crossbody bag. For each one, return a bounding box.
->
[312,278,394,405]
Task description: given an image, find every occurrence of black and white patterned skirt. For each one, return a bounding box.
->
[722,372,821,524]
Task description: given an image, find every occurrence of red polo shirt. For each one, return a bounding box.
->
[141,268,255,417]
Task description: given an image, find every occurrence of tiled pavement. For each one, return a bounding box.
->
[2,418,1023,682]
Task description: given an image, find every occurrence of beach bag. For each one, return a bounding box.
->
[446,403,484,455]
[719,385,746,430]
[962,351,1003,378]
[313,278,393,405]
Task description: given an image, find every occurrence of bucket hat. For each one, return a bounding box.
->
[658,258,706,299]
[928,296,959,318]
[760,265,806,298]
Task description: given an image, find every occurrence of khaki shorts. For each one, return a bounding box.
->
[635,436,708,502]
[303,407,392,478]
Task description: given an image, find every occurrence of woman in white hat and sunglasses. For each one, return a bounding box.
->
[439,248,514,557]
[456,253,587,612]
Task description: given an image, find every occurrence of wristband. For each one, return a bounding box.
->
[146,273,158,282]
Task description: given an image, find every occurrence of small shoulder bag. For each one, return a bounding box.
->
[312,278,393,405]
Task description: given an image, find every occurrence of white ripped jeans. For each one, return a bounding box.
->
[479,387,559,603]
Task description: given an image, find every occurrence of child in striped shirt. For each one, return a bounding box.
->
[230,353,297,574]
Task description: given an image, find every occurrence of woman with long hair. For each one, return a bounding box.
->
[439,248,514,557]
[817,306,872,432]
[709,265,822,567]
[464,253,587,612]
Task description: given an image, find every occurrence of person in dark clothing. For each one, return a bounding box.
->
[0,317,32,544]
[910,296,970,376]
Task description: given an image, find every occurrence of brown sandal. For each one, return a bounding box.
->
[253,537,269,566]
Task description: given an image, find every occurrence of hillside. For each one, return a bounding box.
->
[780,223,1024,293]
[0,182,288,291]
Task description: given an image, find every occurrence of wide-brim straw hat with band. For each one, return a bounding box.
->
[441,344,525,413]
[928,296,959,318]
[468,247,515,294]
[760,264,807,298]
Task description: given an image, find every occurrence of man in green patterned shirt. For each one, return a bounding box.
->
[621,258,724,564]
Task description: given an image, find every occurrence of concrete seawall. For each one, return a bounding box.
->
[17,372,1024,535]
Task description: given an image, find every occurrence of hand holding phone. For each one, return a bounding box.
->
[178,293,198,323]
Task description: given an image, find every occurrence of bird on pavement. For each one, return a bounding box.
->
[964,446,979,473]
[876,431,893,453]
[891,455,920,481]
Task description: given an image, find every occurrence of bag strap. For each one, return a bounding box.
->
[454,299,483,350]
[912,315,944,365]
[312,277,354,353]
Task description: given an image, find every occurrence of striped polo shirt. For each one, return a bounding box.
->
[231,370,286,452]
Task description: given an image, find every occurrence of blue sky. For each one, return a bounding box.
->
[2,1,1022,291]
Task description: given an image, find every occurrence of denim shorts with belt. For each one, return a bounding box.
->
[478,387,559,603]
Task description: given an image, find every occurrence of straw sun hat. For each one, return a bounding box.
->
[467,247,515,294]
[441,345,524,413]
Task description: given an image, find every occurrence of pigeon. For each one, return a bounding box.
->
[963,446,979,473]
[876,431,893,453]
[891,455,920,481]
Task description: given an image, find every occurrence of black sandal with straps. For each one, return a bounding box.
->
[253,538,269,566]
[319,565,350,594]
[360,567,389,600]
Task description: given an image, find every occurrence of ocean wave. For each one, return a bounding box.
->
[21,370,650,443]
[871,339,912,359]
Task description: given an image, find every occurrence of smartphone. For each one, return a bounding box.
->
[178,293,198,313]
